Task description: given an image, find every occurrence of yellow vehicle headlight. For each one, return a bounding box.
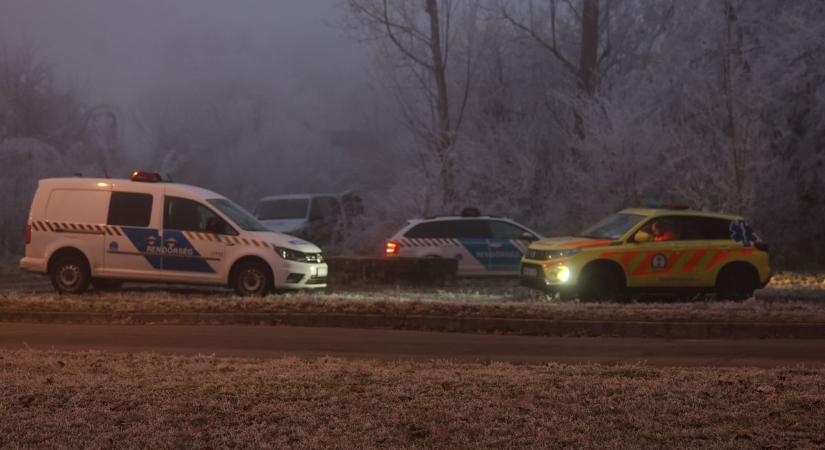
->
[558,266,571,283]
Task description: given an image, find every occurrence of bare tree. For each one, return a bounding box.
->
[498,0,605,95]
[345,0,480,209]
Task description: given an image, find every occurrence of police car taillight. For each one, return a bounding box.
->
[25,224,31,245]
[386,241,400,255]
[130,171,164,182]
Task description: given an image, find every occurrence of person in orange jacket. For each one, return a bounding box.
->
[652,221,678,241]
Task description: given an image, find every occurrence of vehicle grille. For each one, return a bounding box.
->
[305,253,324,263]
[305,276,327,285]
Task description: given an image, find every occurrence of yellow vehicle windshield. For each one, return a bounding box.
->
[576,213,646,240]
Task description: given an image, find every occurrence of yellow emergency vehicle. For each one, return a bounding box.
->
[520,207,772,300]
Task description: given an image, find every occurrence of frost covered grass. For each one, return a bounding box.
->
[2,285,825,324]
[1,350,823,448]
[0,272,823,325]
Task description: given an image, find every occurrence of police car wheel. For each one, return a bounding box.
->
[91,278,124,291]
[232,261,272,296]
[49,255,91,294]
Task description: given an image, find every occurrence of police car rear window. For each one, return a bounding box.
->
[107,192,152,227]
[405,220,490,239]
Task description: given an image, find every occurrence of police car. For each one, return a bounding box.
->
[19,171,328,295]
[385,209,542,276]
[520,206,772,300]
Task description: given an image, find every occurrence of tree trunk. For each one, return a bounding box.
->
[578,0,600,95]
[425,0,455,208]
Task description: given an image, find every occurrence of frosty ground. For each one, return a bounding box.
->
[2,350,824,448]
[2,273,824,448]
[1,272,824,326]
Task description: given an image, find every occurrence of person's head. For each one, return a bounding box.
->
[651,221,662,235]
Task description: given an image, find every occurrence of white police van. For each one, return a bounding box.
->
[19,172,328,295]
[384,209,542,276]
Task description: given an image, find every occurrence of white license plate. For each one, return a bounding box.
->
[316,266,328,277]
[522,266,538,277]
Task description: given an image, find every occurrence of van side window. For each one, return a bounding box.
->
[107,192,153,227]
[164,196,232,234]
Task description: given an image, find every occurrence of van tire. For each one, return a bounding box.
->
[49,253,91,294]
[92,278,124,291]
[231,260,272,296]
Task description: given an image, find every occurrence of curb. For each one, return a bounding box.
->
[2,311,825,339]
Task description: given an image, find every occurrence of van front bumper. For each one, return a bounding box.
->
[19,256,47,274]
[277,262,328,289]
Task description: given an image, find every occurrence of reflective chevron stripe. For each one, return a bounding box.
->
[399,238,461,247]
[600,248,754,276]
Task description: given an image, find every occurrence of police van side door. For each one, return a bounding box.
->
[161,196,229,283]
[102,189,164,280]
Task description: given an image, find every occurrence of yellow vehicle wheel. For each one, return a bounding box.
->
[577,261,625,302]
[715,263,758,301]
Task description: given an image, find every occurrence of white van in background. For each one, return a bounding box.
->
[254,191,364,247]
[20,172,328,295]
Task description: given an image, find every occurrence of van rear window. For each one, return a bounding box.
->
[108,192,153,227]
[46,189,110,224]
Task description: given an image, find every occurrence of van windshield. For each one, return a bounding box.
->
[207,198,270,232]
[256,199,309,220]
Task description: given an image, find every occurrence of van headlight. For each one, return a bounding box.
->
[275,247,324,263]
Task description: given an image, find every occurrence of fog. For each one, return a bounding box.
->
[2,0,367,101]
[2,0,824,264]
[1,0,380,164]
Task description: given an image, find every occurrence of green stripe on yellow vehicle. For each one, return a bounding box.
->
[520,207,772,301]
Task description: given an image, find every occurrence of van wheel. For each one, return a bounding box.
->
[50,255,91,294]
[231,260,272,296]
[716,265,756,301]
[92,279,124,291]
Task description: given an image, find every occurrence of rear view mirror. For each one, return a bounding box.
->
[634,231,652,243]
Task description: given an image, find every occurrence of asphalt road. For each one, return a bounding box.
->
[2,322,824,367]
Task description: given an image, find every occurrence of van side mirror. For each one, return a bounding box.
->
[634,231,652,243]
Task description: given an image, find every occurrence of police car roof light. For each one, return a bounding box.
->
[460,207,481,217]
[130,171,164,183]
